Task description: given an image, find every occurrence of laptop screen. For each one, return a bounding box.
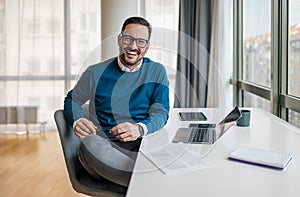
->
[215,106,242,140]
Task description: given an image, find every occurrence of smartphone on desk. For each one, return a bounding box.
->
[179,112,207,121]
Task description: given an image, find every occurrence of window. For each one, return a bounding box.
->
[243,0,271,89]
[288,0,300,98]
[0,0,179,131]
[289,109,300,128]
[241,0,271,111]
[243,91,270,111]
[70,0,101,75]
[26,22,40,35]
[0,51,5,70]
[145,0,179,106]
[0,0,100,130]
[234,0,300,128]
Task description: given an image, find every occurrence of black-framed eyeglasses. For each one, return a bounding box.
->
[121,34,149,48]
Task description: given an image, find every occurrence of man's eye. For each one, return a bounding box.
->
[124,37,133,42]
[137,40,146,45]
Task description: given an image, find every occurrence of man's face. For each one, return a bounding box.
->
[118,23,150,68]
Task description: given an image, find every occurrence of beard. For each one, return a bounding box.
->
[119,47,143,67]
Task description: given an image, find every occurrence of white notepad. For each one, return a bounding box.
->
[228,146,292,169]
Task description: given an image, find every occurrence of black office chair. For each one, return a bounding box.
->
[54,109,127,197]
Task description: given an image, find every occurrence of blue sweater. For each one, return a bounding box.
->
[64,57,170,138]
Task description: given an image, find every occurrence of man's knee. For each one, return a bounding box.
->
[78,134,134,187]
[81,134,110,151]
[78,134,135,171]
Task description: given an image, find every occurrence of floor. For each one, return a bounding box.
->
[0,131,88,197]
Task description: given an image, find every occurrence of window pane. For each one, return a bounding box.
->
[0,81,64,128]
[289,109,300,128]
[145,0,179,106]
[70,0,101,75]
[0,0,64,76]
[243,91,270,111]
[288,0,300,98]
[243,0,271,88]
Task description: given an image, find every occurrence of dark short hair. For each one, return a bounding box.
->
[121,16,152,40]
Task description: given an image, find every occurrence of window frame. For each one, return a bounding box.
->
[233,0,300,124]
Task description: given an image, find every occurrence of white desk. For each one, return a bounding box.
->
[126,108,300,197]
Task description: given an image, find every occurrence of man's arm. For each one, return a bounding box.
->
[142,81,170,133]
[64,67,97,138]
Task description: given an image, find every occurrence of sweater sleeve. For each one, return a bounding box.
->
[63,66,94,125]
[141,65,170,134]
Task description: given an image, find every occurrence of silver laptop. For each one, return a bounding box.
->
[172,106,242,144]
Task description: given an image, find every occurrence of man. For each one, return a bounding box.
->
[64,16,170,187]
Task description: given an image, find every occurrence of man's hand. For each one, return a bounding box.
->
[74,118,97,138]
[109,122,141,142]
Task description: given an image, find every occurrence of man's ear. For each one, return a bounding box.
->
[145,42,150,53]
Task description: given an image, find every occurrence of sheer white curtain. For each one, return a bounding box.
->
[0,0,100,132]
[0,0,64,132]
[207,0,233,107]
[144,0,180,107]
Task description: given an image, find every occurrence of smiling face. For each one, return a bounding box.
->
[118,23,150,69]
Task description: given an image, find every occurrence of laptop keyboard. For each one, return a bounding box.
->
[190,128,214,143]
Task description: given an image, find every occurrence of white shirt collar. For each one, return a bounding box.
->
[117,57,143,72]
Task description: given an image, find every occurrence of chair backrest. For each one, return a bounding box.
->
[54,110,86,183]
[54,109,127,196]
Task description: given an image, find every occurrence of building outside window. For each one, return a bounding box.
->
[243,0,271,111]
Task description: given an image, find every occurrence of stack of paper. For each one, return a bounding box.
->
[141,143,215,175]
